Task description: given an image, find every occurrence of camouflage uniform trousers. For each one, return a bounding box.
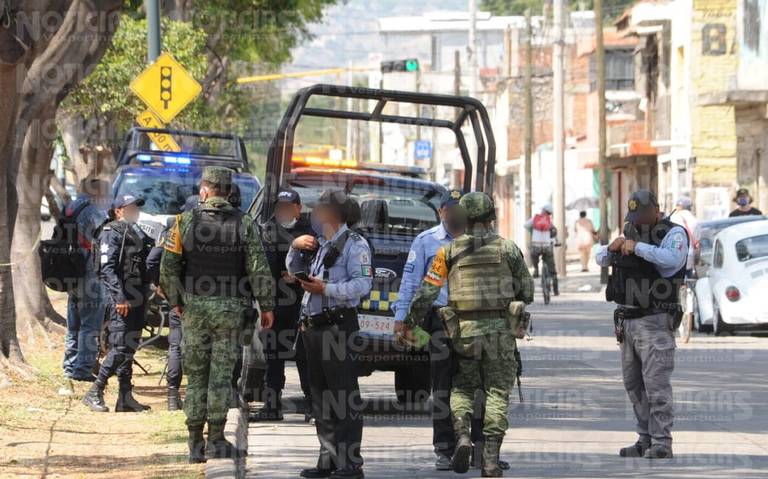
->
[450,330,517,437]
[182,296,246,428]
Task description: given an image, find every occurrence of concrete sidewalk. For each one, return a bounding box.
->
[246,289,768,478]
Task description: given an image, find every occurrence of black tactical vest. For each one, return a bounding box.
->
[182,206,249,298]
[102,220,152,303]
[606,218,687,310]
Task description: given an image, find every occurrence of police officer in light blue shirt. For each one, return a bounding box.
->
[393,189,468,470]
[596,189,687,460]
[286,190,372,479]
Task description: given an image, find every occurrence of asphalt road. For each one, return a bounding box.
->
[247,275,768,478]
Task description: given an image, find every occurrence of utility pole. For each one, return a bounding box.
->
[596,0,610,284]
[524,10,534,257]
[454,50,461,110]
[553,0,566,278]
[145,0,161,63]
[468,0,478,98]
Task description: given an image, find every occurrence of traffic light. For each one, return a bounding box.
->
[380,58,420,73]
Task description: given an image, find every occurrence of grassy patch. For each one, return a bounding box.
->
[0,333,204,479]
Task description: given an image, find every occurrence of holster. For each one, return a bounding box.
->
[437,306,459,341]
[242,307,257,346]
[670,304,684,330]
[613,308,626,344]
[507,301,531,339]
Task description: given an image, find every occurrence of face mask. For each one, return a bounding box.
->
[445,216,467,234]
[737,197,749,207]
[279,217,298,229]
[311,216,324,236]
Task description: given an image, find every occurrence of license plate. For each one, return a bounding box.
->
[358,314,395,336]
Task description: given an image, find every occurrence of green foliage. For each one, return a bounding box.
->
[191,0,335,66]
[61,17,210,144]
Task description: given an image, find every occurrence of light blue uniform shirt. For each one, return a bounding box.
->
[596,224,688,277]
[392,223,453,322]
[286,224,373,316]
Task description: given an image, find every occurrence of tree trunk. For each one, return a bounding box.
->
[12,101,62,349]
[0,1,122,379]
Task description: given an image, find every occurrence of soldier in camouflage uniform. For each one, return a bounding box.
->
[160,166,275,463]
[404,192,533,477]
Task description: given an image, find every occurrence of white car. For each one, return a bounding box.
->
[695,219,768,335]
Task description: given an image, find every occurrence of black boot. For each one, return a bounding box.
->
[206,420,246,459]
[249,389,283,422]
[481,435,504,477]
[451,414,473,474]
[115,387,151,412]
[188,426,206,463]
[168,386,183,411]
[553,276,560,296]
[83,381,109,412]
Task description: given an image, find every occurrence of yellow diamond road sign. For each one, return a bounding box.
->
[130,53,202,124]
[135,109,181,152]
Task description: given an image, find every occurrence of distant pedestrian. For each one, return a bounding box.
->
[62,178,110,382]
[729,188,762,217]
[574,211,597,272]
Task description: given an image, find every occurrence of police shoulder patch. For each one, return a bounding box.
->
[164,215,183,254]
[424,247,448,286]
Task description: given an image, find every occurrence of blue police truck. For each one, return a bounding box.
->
[252,84,497,404]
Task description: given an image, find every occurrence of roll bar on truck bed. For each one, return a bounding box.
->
[260,83,496,222]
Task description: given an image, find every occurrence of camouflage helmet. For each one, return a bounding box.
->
[459,192,496,221]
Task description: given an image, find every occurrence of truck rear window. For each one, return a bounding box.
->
[115,170,258,216]
[289,182,440,236]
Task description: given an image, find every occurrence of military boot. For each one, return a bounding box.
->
[481,435,504,477]
[82,381,109,412]
[619,439,651,457]
[643,444,673,459]
[187,426,206,464]
[451,414,473,474]
[115,387,151,412]
[206,420,246,459]
[168,386,183,411]
[249,390,283,422]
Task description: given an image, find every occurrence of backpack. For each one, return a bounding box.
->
[39,200,90,292]
[532,213,552,232]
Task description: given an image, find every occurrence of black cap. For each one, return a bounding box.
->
[112,194,144,209]
[624,189,658,223]
[441,189,463,208]
[276,188,301,205]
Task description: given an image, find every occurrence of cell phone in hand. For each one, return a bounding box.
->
[294,271,311,282]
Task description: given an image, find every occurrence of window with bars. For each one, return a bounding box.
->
[591,48,635,91]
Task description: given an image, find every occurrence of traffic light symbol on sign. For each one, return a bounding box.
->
[130,53,202,123]
[160,66,172,110]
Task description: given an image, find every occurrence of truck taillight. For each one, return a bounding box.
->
[725,286,741,302]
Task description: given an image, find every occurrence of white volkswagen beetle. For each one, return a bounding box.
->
[695,219,768,335]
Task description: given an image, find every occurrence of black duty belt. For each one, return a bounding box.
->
[456,309,506,321]
[616,305,678,320]
[303,307,356,328]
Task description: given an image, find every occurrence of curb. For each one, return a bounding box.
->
[205,407,248,479]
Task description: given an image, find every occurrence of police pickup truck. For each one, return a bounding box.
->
[113,128,260,241]
[113,128,261,334]
[252,84,497,403]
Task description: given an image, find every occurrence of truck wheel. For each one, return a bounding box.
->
[395,364,431,405]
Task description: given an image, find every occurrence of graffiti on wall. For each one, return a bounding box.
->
[738,0,768,89]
